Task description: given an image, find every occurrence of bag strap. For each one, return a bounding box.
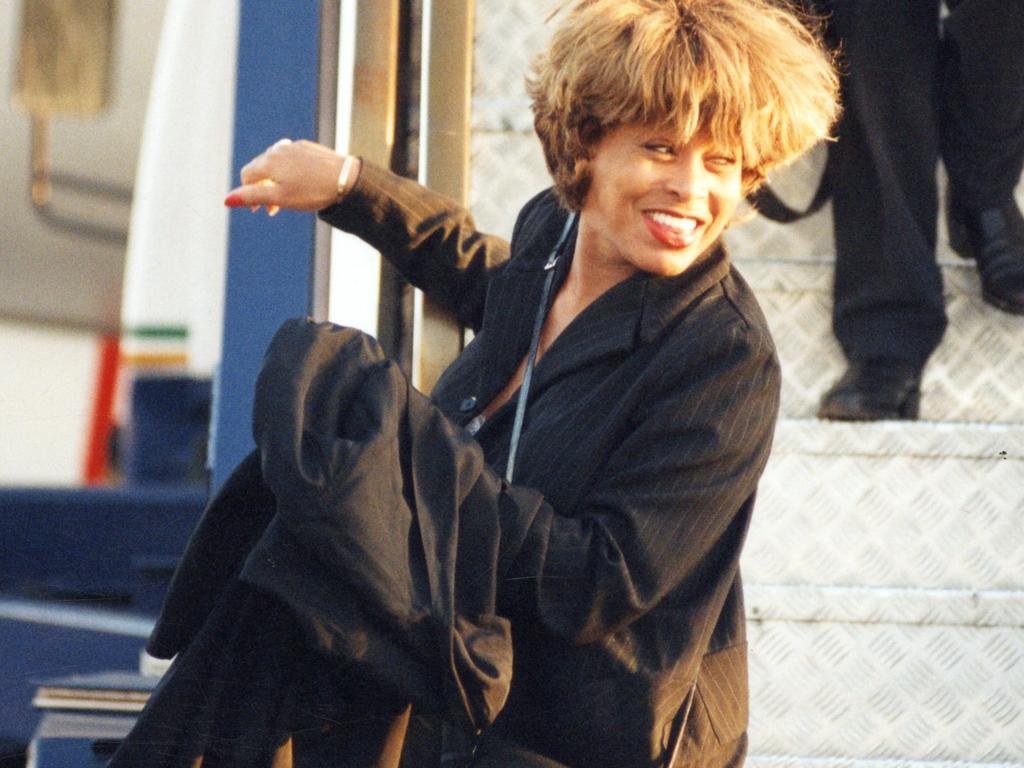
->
[747,144,833,223]
[505,211,577,483]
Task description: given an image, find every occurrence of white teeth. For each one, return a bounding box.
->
[648,211,698,233]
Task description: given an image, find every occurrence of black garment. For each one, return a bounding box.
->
[111,323,537,767]
[111,163,780,768]
[826,0,1024,366]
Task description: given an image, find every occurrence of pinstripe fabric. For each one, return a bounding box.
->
[321,163,780,768]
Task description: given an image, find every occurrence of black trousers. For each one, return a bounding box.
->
[827,0,1024,366]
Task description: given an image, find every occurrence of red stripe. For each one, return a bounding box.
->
[83,334,121,485]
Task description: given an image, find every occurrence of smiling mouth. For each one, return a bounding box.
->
[643,210,702,248]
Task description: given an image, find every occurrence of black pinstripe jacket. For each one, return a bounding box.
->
[319,162,781,768]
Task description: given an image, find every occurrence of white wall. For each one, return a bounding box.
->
[0,321,98,486]
[0,0,169,331]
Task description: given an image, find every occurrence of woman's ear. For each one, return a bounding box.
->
[566,156,594,211]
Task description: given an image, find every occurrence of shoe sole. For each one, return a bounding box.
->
[817,390,920,422]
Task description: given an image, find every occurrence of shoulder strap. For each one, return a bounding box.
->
[747,145,833,223]
[505,211,577,483]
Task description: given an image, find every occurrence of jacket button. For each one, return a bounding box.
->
[459,396,478,413]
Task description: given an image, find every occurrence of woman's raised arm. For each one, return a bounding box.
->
[226,140,510,330]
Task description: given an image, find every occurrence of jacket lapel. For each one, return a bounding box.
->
[638,244,731,344]
[533,242,731,392]
[474,199,577,404]
[530,270,646,391]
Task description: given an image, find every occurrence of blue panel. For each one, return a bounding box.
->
[31,738,110,768]
[0,487,206,606]
[213,1,322,490]
[124,377,211,484]
[0,617,145,746]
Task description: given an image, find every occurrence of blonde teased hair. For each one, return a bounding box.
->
[527,0,841,210]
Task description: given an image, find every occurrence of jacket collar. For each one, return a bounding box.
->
[638,242,731,344]
[477,195,731,400]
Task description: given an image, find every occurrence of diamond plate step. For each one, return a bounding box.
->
[746,611,1024,764]
[745,419,1024,765]
[748,420,1024,590]
[470,132,551,239]
[747,585,1024,628]
[736,259,1024,423]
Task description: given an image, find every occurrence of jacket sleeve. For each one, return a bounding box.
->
[498,320,780,644]
[317,161,512,331]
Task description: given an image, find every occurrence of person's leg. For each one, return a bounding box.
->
[819,0,946,419]
[941,0,1024,313]
[828,0,946,367]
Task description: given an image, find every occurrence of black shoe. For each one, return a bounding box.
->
[947,198,1024,314]
[817,358,922,421]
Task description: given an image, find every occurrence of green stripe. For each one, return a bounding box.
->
[125,325,189,340]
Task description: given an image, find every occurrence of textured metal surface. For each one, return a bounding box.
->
[469,131,550,238]
[739,259,1024,423]
[770,419,1024,459]
[472,0,555,124]
[747,620,1024,763]
[747,420,1024,761]
[470,0,560,238]
[746,586,1024,629]
[749,421,1024,590]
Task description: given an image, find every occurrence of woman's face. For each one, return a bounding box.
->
[577,124,743,279]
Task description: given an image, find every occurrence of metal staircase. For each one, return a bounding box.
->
[469,5,1024,760]
[734,205,1024,768]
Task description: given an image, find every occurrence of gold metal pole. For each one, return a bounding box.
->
[350,0,401,169]
[415,0,475,391]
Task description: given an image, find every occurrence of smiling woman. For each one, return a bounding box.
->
[578,126,744,282]
[111,2,840,767]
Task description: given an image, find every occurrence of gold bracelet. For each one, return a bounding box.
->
[336,155,357,202]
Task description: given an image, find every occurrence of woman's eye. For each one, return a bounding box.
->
[707,153,738,167]
[644,143,675,155]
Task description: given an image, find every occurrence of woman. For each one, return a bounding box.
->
[111,1,839,766]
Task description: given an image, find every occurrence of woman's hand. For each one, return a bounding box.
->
[224,139,361,214]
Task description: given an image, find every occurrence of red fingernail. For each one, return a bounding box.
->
[224,194,245,207]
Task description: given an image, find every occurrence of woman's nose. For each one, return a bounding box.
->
[665,153,709,199]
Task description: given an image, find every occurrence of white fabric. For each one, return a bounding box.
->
[121,0,238,376]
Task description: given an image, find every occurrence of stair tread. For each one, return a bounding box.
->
[732,259,1024,424]
[745,584,1024,627]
